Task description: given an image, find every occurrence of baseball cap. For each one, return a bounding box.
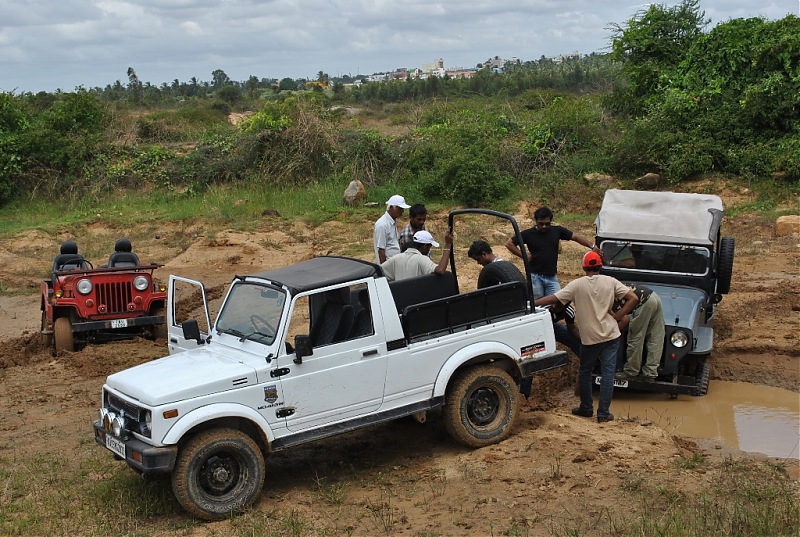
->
[386,194,411,209]
[412,230,440,247]
[583,250,603,269]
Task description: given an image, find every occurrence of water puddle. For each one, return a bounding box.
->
[611,381,799,460]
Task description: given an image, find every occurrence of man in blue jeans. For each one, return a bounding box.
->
[505,206,598,298]
[534,251,637,423]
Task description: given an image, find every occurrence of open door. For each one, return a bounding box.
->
[167,275,212,355]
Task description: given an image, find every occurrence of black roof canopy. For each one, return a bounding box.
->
[249,256,382,294]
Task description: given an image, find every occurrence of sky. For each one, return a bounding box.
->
[0,1,796,94]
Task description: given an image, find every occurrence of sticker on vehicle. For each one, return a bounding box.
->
[521,341,546,358]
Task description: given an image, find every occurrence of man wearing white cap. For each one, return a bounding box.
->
[381,229,454,281]
[374,194,411,263]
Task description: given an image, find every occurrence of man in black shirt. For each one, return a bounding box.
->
[505,207,598,298]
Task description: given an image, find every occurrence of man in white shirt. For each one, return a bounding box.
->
[381,230,453,281]
[374,194,410,263]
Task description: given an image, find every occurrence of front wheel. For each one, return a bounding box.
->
[150,306,168,340]
[53,316,74,353]
[693,361,710,397]
[172,428,265,521]
[443,365,519,447]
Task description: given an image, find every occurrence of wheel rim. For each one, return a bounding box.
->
[199,452,242,496]
[466,387,500,426]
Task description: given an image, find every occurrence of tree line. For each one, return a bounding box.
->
[0,0,797,208]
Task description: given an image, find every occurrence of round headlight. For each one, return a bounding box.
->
[133,275,149,291]
[103,411,115,432]
[111,415,127,437]
[670,330,689,348]
[76,278,93,295]
[99,407,108,425]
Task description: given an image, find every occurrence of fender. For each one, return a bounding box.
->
[162,403,276,446]
[433,340,519,398]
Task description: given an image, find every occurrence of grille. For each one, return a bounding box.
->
[96,282,132,313]
[106,391,144,421]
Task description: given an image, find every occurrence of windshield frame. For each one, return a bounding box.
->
[599,240,711,276]
[214,280,287,346]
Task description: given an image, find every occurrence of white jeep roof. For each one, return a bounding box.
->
[595,189,724,246]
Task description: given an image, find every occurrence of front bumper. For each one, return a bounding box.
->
[93,420,177,475]
[75,314,164,333]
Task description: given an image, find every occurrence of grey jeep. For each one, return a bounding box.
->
[595,189,734,396]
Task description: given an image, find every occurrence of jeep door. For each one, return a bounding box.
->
[278,282,388,433]
[166,275,212,354]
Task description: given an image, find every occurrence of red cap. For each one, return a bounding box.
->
[583,250,603,269]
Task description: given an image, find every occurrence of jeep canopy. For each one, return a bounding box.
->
[595,189,724,246]
[251,256,381,294]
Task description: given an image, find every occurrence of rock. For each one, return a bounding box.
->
[775,215,800,237]
[583,172,618,190]
[634,172,660,189]
[342,179,367,206]
[261,208,280,217]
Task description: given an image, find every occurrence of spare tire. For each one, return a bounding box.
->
[477,260,525,289]
[716,236,734,294]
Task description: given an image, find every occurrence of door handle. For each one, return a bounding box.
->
[361,348,378,357]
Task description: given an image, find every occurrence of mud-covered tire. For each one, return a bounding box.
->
[172,428,265,521]
[693,361,710,397]
[477,260,525,289]
[716,237,735,294]
[54,317,74,353]
[151,306,168,340]
[41,311,53,350]
[443,365,519,447]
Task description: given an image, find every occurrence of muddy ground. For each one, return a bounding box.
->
[0,182,797,535]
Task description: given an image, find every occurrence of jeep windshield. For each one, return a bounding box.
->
[600,241,710,276]
[215,282,285,345]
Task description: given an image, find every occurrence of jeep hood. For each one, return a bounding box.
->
[105,347,258,406]
[645,284,707,330]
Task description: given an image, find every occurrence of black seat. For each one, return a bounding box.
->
[309,288,355,346]
[349,288,373,338]
[108,251,141,267]
[52,240,87,272]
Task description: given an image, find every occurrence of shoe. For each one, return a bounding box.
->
[597,414,614,423]
[571,407,593,418]
[614,372,636,381]
[638,375,656,383]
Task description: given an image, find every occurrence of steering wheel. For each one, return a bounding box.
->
[250,314,276,338]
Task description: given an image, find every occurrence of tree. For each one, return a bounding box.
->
[610,0,708,113]
[211,69,231,88]
[278,77,297,91]
[127,66,143,105]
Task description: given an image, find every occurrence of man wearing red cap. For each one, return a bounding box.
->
[534,251,638,423]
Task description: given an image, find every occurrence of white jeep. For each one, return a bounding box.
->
[92,210,568,519]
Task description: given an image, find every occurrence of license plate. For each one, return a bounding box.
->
[111,319,128,329]
[106,434,126,458]
[595,377,629,388]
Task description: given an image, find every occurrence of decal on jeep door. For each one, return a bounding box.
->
[521,341,546,358]
[264,385,278,403]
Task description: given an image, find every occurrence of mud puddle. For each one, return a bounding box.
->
[612,380,799,460]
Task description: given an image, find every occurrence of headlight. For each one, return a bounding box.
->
[133,275,149,291]
[111,415,127,437]
[76,278,93,295]
[670,330,689,348]
[139,411,152,437]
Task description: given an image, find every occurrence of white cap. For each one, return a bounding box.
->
[412,230,440,247]
[386,194,410,209]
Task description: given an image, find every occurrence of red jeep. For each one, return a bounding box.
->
[40,239,167,353]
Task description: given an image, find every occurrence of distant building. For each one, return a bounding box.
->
[553,51,581,63]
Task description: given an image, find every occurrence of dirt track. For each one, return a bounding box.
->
[0,184,798,535]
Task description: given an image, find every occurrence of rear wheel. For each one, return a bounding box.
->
[443,365,519,447]
[54,317,74,353]
[172,428,265,520]
[41,311,53,351]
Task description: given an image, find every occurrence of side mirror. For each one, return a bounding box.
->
[293,335,313,364]
[181,319,204,344]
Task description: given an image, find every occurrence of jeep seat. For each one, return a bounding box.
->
[108,251,141,267]
[309,288,354,347]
